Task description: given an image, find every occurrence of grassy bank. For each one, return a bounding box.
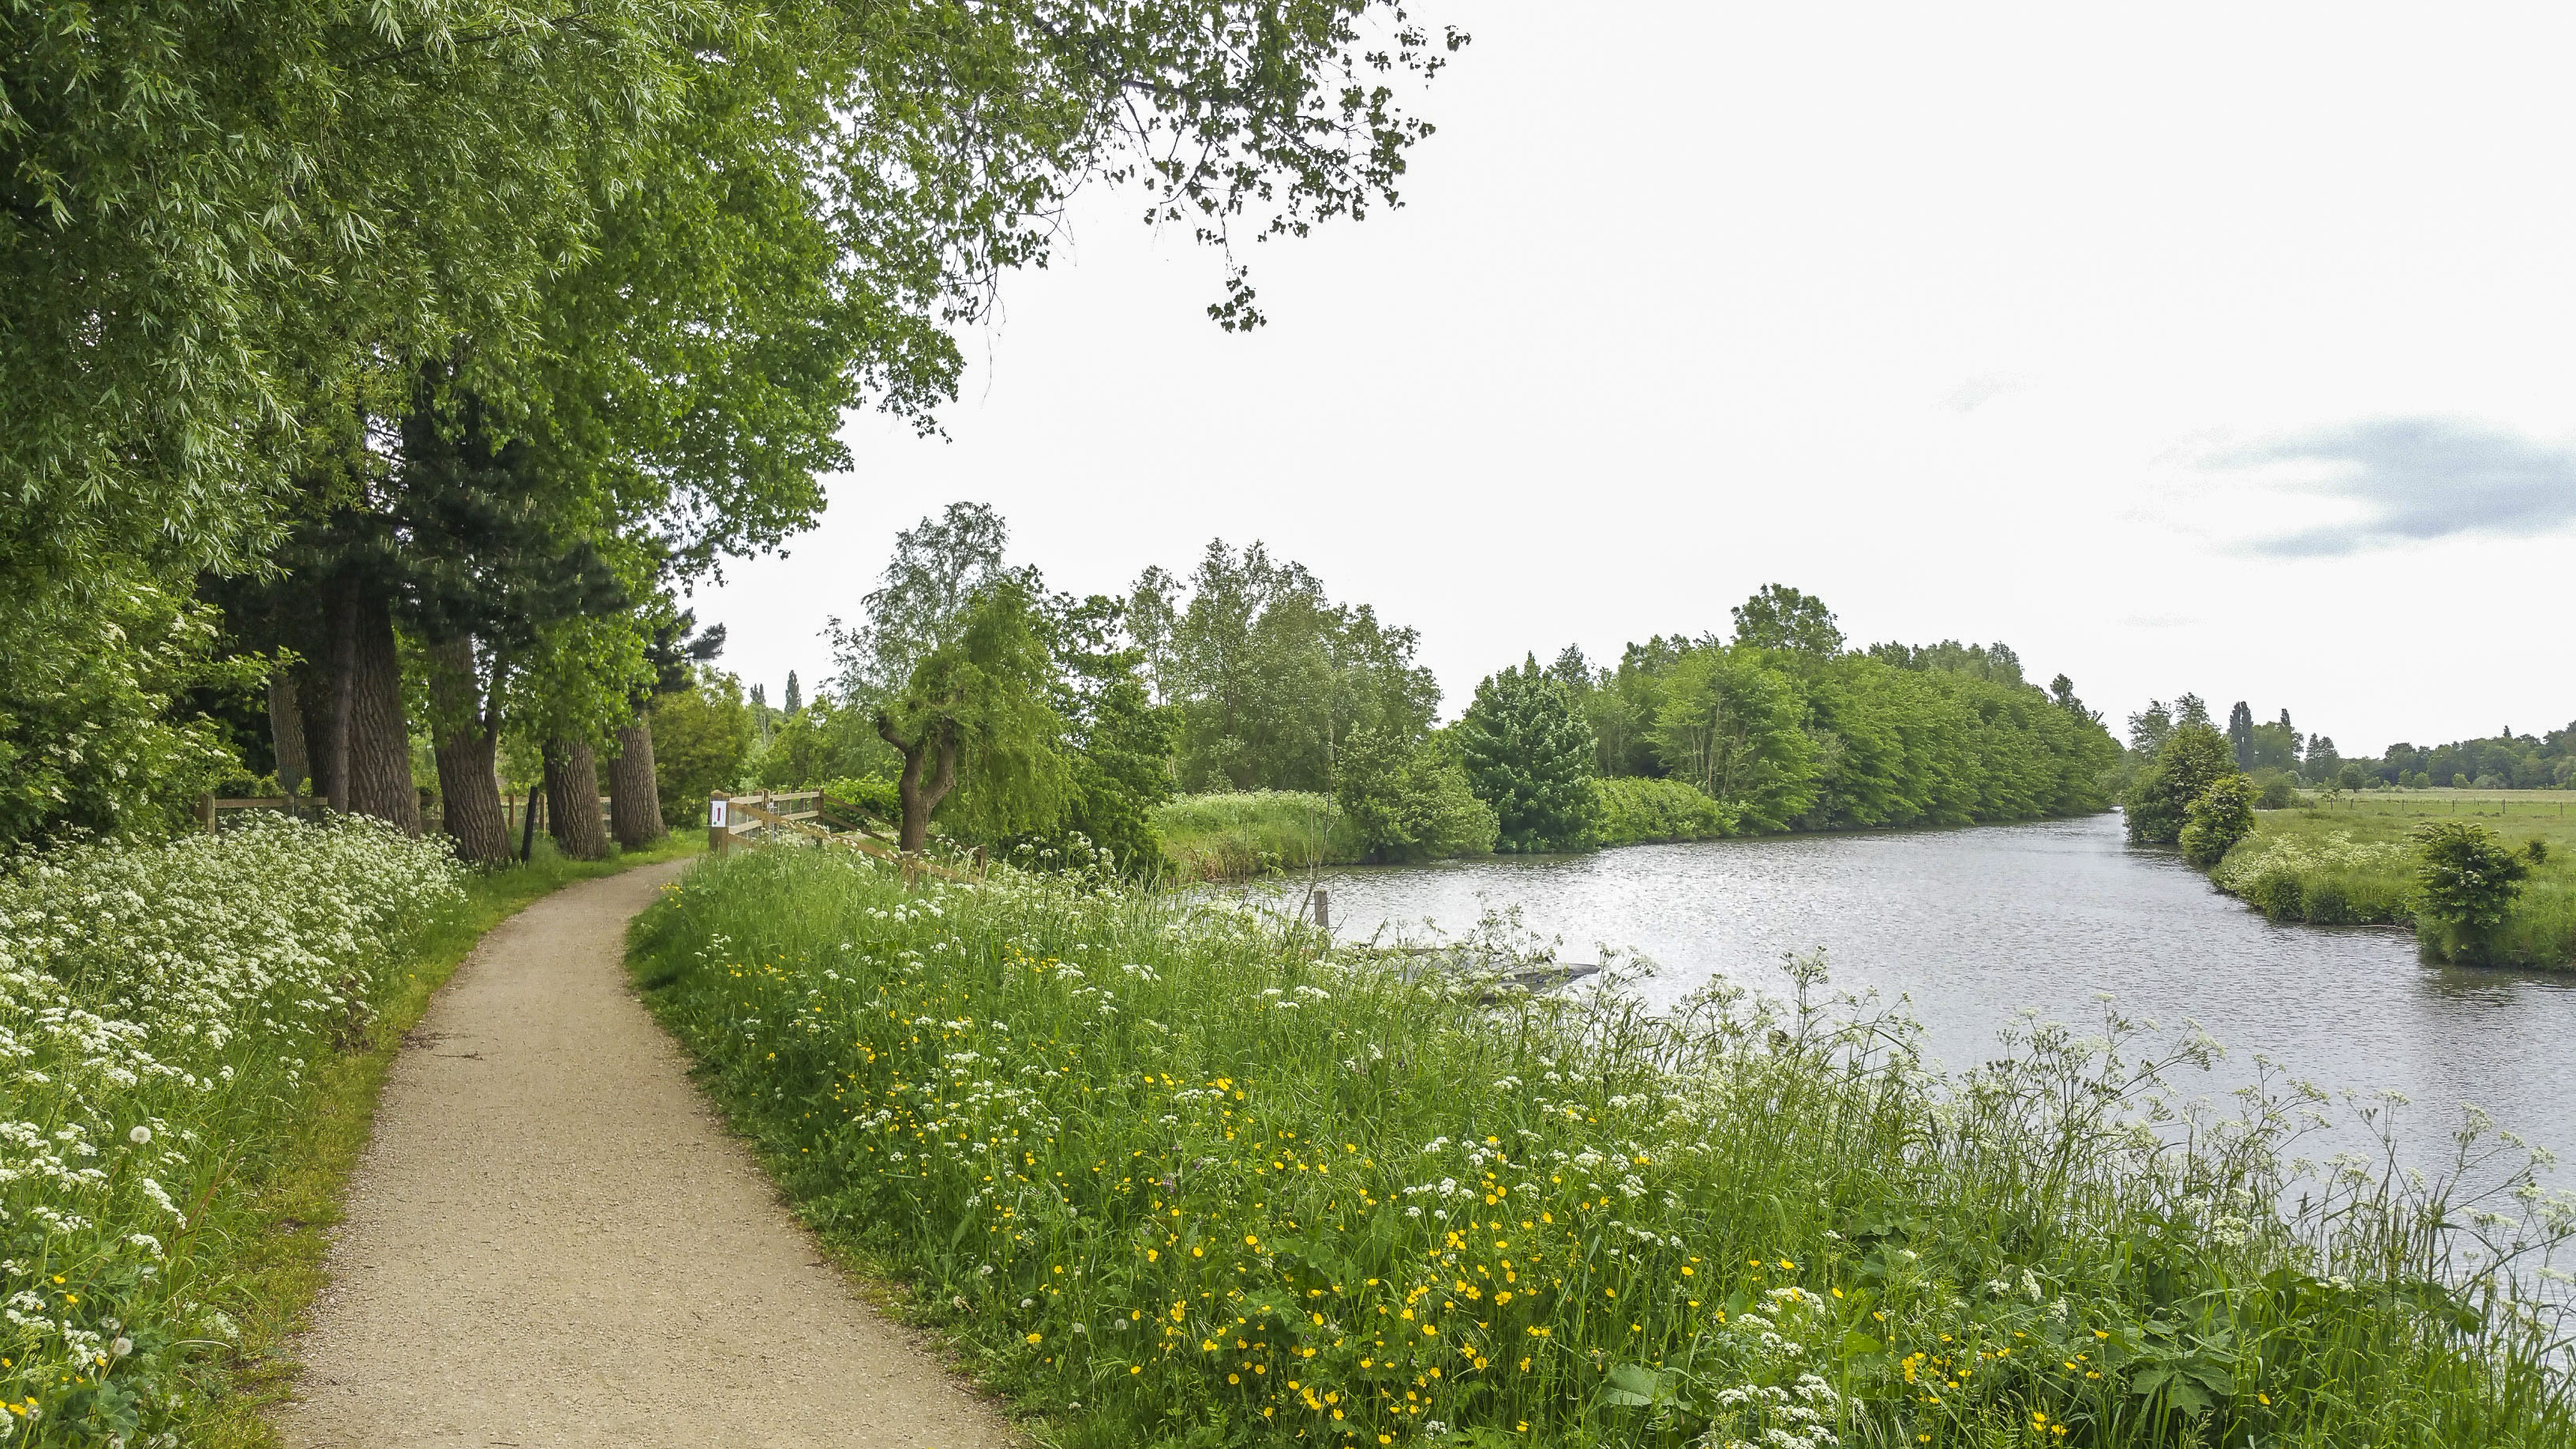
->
[2211,800,2576,968]
[0,821,697,1447]
[1154,792,1364,881]
[631,845,2576,1449]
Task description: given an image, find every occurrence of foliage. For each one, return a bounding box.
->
[1455,657,1601,852]
[2123,724,2240,847]
[1650,647,1818,832]
[1731,583,1844,657]
[1136,543,1440,794]
[2180,774,2258,868]
[632,846,2576,1449]
[1334,728,1497,863]
[651,669,754,819]
[756,699,891,791]
[0,818,465,1443]
[833,503,1021,707]
[1592,777,1738,846]
[2413,822,2533,966]
[0,580,261,844]
[874,582,1069,851]
[1150,792,1362,881]
[2212,830,2418,927]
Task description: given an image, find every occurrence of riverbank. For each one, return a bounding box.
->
[1158,781,2085,883]
[2209,799,2576,968]
[629,843,2576,1448]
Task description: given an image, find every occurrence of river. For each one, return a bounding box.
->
[1246,811,2576,1164]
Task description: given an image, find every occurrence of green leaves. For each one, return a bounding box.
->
[1456,656,1601,852]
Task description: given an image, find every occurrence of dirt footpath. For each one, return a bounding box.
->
[281,860,1016,1448]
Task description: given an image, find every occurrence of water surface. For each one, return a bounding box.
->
[1252,812,2576,1161]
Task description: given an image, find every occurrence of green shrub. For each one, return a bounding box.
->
[2180,774,2257,867]
[2125,724,2238,846]
[1593,776,1738,844]
[2413,821,2531,965]
[1334,726,1496,863]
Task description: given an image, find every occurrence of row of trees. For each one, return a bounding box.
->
[2132,698,2576,795]
[754,536,2124,870]
[1444,587,2123,852]
[1,1,1461,852]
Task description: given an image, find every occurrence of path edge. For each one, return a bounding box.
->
[204,835,703,1449]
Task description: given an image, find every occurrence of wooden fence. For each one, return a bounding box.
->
[707,790,979,884]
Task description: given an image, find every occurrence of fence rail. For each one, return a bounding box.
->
[707,791,977,884]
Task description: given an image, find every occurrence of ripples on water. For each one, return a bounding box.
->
[1243,811,2576,1162]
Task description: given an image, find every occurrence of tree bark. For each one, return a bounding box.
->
[606,718,665,848]
[345,585,421,833]
[544,738,610,860]
[268,671,310,812]
[429,638,514,864]
[879,715,959,853]
[326,577,358,814]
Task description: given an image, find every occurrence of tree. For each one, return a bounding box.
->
[873,583,1067,852]
[652,669,754,821]
[1150,541,1437,792]
[1457,657,1603,852]
[1732,584,1844,657]
[1335,727,1496,863]
[2124,723,2239,846]
[1651,647,1818,832]
[2180,773,2257,867]
[2413,822,2531,965]
[784,672,803,718]
[838,503,1019,705]
[2226,701,2257,770]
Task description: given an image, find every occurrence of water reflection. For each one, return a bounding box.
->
[1238,812,2576,1160]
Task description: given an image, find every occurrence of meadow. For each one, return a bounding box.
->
[630,844,2576,1448]
[0,821,696,1447]
[2212,792,2576,968]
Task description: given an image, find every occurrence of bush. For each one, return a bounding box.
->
[1593,776,1738,845]
[1334,727,1496,863]
[2181,773,2257,867]
[0,818,464,1441]
[2413,821,2531,965]
[2124,723,2237,846]
[2251,772,2300,810]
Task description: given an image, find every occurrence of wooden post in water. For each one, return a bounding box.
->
[1308,889,1331,930]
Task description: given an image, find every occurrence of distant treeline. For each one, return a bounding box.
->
[696,516,2121,869]
[2128,697,2574,792]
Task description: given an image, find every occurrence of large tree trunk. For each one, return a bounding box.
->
[879,715,959,853]
[325,578,358,813]
[345,585,421,833]
[268,671,310,813]
[429,638,514,864]
[544,738,610,860]
[606,718,665,848]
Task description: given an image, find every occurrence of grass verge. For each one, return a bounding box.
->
[2211,807,2576,968]
[631,845,2576,1449]
[199,831,700,1447]
[1154,792,1364,882]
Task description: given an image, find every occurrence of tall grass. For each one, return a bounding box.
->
[1154,792,1363,881]
[2212,809,2576,968]
[632,846,2576,1448]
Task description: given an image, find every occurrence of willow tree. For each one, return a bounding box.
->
[874,585,1068,853]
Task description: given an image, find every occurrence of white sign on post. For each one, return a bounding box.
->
[708,797,729,828]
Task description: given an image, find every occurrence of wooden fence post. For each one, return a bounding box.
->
[199,794,217,834]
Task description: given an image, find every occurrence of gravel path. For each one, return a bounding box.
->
[281,859,1017,1448]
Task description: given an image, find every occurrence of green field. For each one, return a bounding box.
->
[629,845,2576,1448]
[2215,792,2576,968]
[1151,791,1365,881]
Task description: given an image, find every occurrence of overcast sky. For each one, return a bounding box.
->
[696,2,2576,755]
